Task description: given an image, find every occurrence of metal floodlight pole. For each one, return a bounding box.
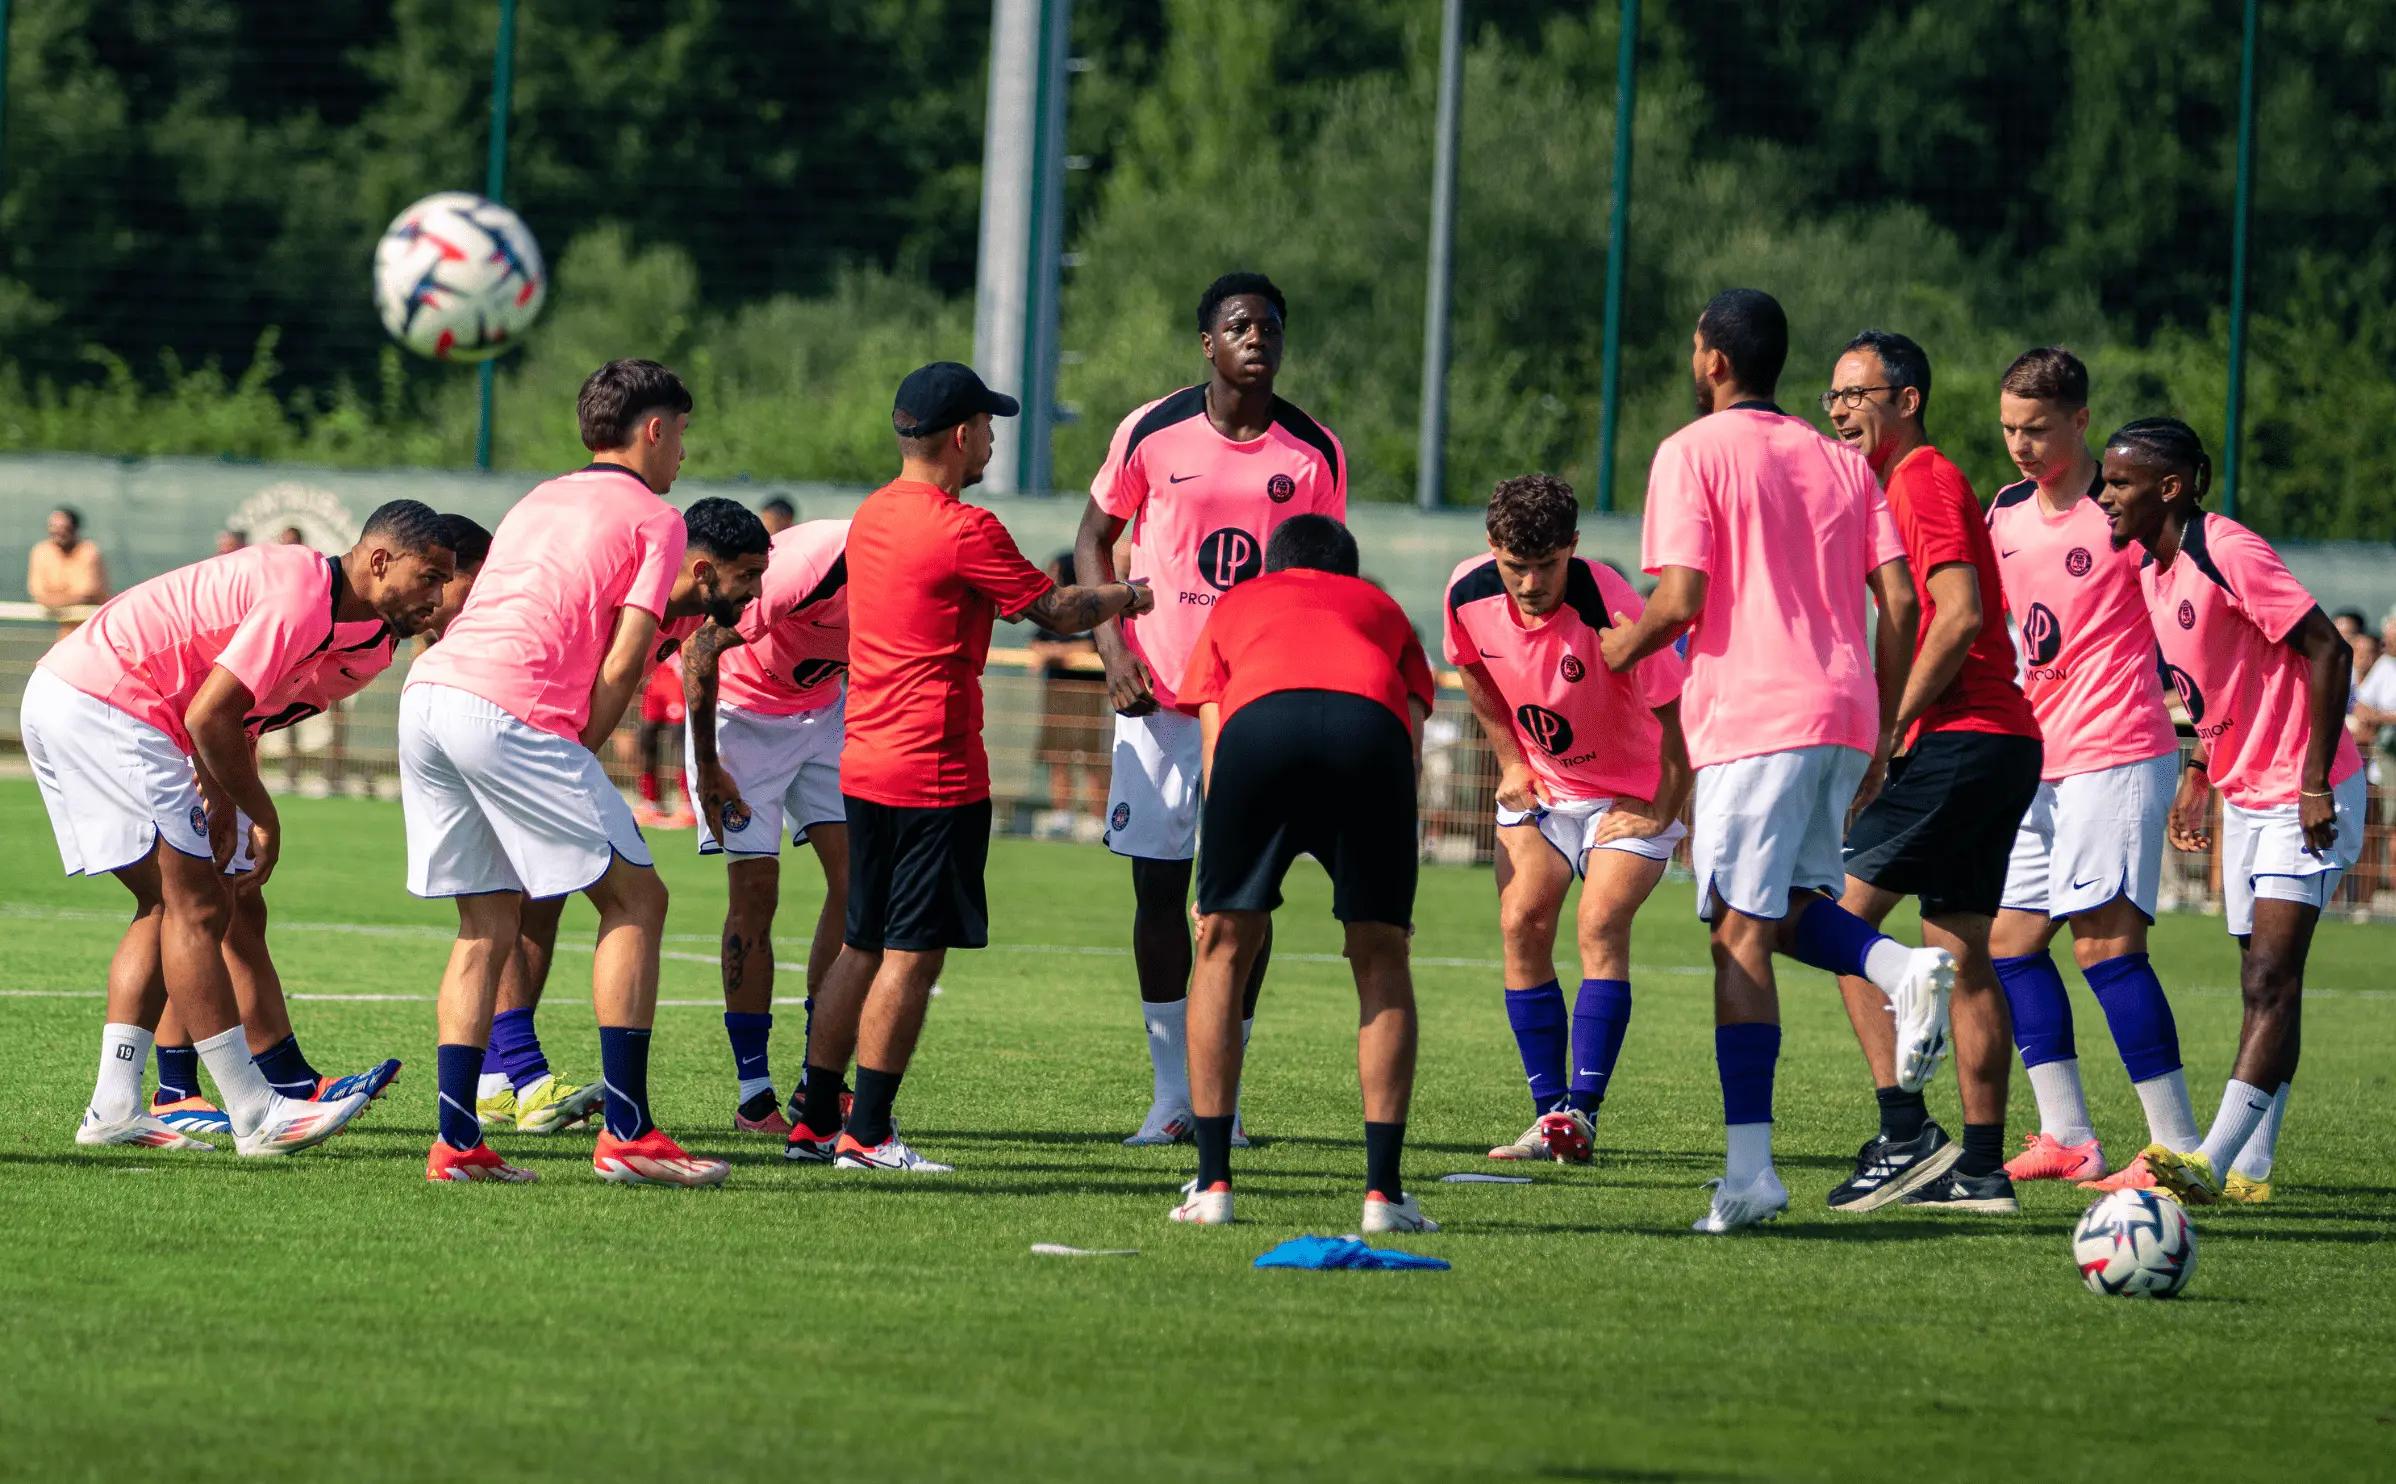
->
[974,0,1070,495]
[2220,0,2260,520]
[1415,0,1464,511]
[475,0,520,473]
[1594,0,1638,514]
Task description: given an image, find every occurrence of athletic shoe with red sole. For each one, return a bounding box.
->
[593,1128,730,1187]
[2078,1153,2161,1192]
[1170,1179,1233,1225]
[831,1131,951,1173]
[315,1058,403,1104]
[425,1141,537,1183]
[1536,1108,1596,1165]
[782,1120,839,1163]
[2006,1131,2107,1182]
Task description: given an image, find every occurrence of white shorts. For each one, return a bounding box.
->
[399,683,652,900]
[1106,708,1202,861]
[1691,744,1869,922]
[20,666,211,876]
[2219,770,2367,936]
[687,698,847,858]
[2001,751,2177,921]
[1496,797,1687,876]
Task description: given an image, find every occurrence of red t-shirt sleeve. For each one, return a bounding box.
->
[956,507,1055,618]
[1180,614,1228,708]
[1396,623,1435,714]
[2213,520,2318,642]
[1891,458,1974,574]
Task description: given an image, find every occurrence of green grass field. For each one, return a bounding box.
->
[2,778,2391,1482]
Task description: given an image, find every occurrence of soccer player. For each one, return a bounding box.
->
[1599,289,1950,1235]
[1443,474,1689,1165]
[1981,348,2203,1190]
[400,359,768,1185]
[27,500,456,1155]
[787,362,1151,1172]
[1072,271,1347,1146]
[1168,514,1437,1231]
[2096,418,2363,1205]
[676,516,854,1133]
[1817,331,2043,1214]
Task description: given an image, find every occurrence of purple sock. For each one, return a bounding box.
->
[1993,952,2075,1066]
[435,1043,484,1151]
[2084,952,2181,1082]
[1503,982,1570,1115]
[490,1007,551,1093]
[1787,898,1891,979]
[1715,1022,1780,1125]
[1567,979,1632,1111]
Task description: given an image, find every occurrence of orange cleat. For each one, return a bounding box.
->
[593,1128,729,1187]
[2006,1131,2107,1182]
[426,1141,537,1183]
[2078,1152,2161,1192]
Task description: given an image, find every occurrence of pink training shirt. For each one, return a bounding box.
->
[1988,474,2178,780]
[40,543,343,752]
[1443,555,1686,802]
[407,464,686,742]
[1639,404,1906,770]
[1091,387,1346,711]
[2139,511,2360,810]
[716,519,851,717]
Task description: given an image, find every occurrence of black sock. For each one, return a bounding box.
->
[845,1064,903,1147]
[797,1063,845,1133]
[1957,1121,2005,1177]
[1364,1120,1406,1202]
[1193,1115,1234,1189]
[1876,1085,1927,1143]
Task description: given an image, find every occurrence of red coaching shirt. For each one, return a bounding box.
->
[1877,445,2040,747]
[840,478,1055,808]
[1179,568,1435,730]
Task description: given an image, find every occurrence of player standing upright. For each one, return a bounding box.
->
[677,517,854,1133]
[1818,331,2042,1214]
[1982,349,2203,1190]
[1072,272,1346,1146]
[1444,475,1689,1165]
[1599,289,1950,1234]
[400,359,767,1186]
[2096,419,2362,1205]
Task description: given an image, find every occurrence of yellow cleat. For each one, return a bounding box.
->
[514,1073,605,1134]
[476,1085,518,1130]
[2222,1171,2273,1204]
[2139,1143,2223,1205]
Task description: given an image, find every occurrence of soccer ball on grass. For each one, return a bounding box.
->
[372,191,547,362]
[2071,1188,2196,1298]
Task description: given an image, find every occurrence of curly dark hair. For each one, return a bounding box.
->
[1196,271,1286,334]
[1484,474,1580,557]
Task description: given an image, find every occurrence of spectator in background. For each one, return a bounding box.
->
[275,526,307,546]
[28,507,110,622]
[2347,608,2396,911]
[216,529,247,555]
[758,497,797,536]
[1028,551,1109,837]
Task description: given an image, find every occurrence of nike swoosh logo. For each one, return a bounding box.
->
[1167,473,1201,484]
[1479,647,1499,658]
[1576,1069,1600,1078]
[2000,549,2020,558]
[2070,877,2100,890]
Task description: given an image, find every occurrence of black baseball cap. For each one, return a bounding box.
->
[892,362,1019,439]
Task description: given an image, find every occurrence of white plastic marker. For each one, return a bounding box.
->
[1031,1244,1140,1258]
[1439,1173,1533,1184]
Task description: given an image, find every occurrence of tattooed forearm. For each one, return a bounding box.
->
[1023,582,1131,637]
[681,620,745,768]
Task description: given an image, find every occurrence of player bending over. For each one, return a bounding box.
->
[2097,418,2361,1205]
[1600,288,1951,1235]
[1168,515,1437,1231]
[1444,475,1688,1166]
[1982,349,2204,1191]
[400,359,767,1185]
[677,516,855,1134]
[1073,271,1347,1146]
[29,500,455,1155]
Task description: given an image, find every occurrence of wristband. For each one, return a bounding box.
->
[2184,757,2207,772]
[2299,788,2332,798]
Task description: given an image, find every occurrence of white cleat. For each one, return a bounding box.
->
[1124,1099,1193,1147]
[1170,1178,1234,1225]
[1361,1190,1440,1233]
[1691,1168,1791,1234]
[76,1109,214,1151]
[234,1091,368,1158]
[833,1134,953,1173]
[1889,947,1956,1093]
[1488,1117,1552,1161]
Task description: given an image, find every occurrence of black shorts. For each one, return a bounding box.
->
[1196,689,1418,928]
[1843,730,2043,920]
[843,794,992,952]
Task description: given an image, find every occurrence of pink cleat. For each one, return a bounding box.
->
[2005,1132,2107,1182]
[2078,1152,2161,1192]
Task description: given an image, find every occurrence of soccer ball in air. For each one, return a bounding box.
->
[2071,1189,2196,1298]
[372,191,547,362]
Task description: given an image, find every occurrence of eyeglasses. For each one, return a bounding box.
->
[1819,385,1896,412]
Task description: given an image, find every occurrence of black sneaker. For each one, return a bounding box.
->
[1825,1122,1961,1212]
[1900,1166,2020,1213]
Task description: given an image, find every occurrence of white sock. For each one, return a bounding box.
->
[1724,1121,1774,1184]
[195,1024,277,1135]
[1143,998,1191,1107]
[91,1023,153,1122]
[737,1075,775,1104]
[2231,1082,2292,1181]
[1861,938,1914,996]
[2196,1078,2275,1175]
[2025,1058,2096,1146]
[478,1071,511,1101]
[2134,1069,2203,1151]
